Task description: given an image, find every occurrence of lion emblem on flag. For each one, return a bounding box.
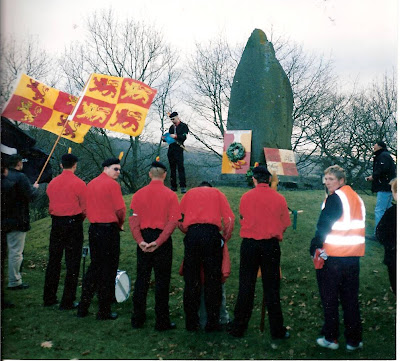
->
[109,109,142,131]
[17,100,42,122]
[89,77,119,98]
[120,82,153,104]
[26,79,49,104]
[76,101,111,124]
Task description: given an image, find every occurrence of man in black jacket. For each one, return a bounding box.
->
[366,141,396,235]
[2,154,38,290]
[162,112,189,193]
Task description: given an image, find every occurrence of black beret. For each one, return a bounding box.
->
[151,161,167,171]
[102,158,120,167]
[376,140,387,149]
[252,165,271,177]
[169,111,178,118]
[61,153,78,163]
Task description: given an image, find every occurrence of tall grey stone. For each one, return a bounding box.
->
[227,29,293,165]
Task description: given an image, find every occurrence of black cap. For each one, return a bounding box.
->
[376,140,387,149]
[151,160,167,171]
[169,111,178,119]
[102,158,120,167]
[61,153,78,163]
[252,165,271,178]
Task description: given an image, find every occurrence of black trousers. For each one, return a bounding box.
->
[78,223,120,317]
[232,238,286,339]
[316,256,362,345]
[132,228,173,328]
[387,262,396,294]
[183,224,223,329]
[168,146,186,188]
[43,215,84,307]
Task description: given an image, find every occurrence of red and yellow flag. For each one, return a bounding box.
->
[1,74,91,143]
[69,74,157,137]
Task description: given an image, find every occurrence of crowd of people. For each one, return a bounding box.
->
[1,133,396,352]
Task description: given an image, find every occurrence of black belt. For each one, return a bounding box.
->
[91,222,118,227]
[188,223,219,232]
[51,214,83,223]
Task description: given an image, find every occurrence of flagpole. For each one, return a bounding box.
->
[35,118,69,183]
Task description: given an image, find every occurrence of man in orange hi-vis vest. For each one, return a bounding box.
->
[310,165,365,352]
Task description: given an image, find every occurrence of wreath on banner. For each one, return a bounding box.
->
[226,142,247,169]
[226,142,246,163]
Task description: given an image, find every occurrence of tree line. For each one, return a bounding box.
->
[0,9,397,193]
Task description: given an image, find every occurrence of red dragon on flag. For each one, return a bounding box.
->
[69,74,157,137]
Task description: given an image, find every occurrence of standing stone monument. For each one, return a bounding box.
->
[227,28,294,165]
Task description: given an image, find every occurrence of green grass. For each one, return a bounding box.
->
[1,188,396,359]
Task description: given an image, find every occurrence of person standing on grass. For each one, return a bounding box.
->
[2,154,39,291]
[376,178,397,294]
[366,141,396,238]
[228,165,290,341]
[162,111,189,194]
[179,181,235,332]
[129,159,181,331]
[43,153,86,310]
[77,158,126,321]
[310,165,365,351]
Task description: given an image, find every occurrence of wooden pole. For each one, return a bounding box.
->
[35,119,69,183]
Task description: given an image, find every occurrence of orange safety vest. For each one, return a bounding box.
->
[323,185,365,257]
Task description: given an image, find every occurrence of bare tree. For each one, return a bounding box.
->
[58,9,180,191]
[184,37,242,155]
[0,35,58,108]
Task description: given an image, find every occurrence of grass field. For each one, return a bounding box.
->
[1,187,396,360]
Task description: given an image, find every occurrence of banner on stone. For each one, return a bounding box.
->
[263,147,298,176]
[221,130,252,174]
[1,74,91,143]
[68,74,157,137]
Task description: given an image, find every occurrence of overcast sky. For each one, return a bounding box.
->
[1,0,398,89]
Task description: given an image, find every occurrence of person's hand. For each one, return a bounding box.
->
[33,182,39,189]
[171,134,177,139]
[145,242,159,253]
[139,241,148,252]
[366,176,373,182]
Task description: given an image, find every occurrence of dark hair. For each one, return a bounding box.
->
[252,165,271,184]
[7,154,23,168]
[198,181,212,187]
[376,140,387,149]
[102,158,120,167]
[169,111,178,118]
[61,154,78,169]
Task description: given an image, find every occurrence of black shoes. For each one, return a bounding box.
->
[205,323,223,332]
[131,319,144,329]
[59,301,79,311]
[181,188,187,194]
[227,323,245,338]
[43,299,59,307]
[155,322,177,331]
[76,309,89,318]
[8,283,29,291]
[96,312,118,321]
[171,187,177,192]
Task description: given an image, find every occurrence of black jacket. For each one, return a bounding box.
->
[167,122,189,151]
[371,149,396,193]
[376,204,396,266]
[1,169,38,232]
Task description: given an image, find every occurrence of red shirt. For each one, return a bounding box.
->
[179,187,235,241]
[130,180,180,246]
[240,183,291,240]
[47,170,87,217]
[86,172,126,226]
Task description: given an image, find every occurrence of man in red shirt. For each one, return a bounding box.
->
[77,158,126,320]
[43,153,86,310]
[179,181,234,332]
[129,160,181,331]
[228,165,291,340]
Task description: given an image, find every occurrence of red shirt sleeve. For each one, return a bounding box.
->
[219,192,235,241]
